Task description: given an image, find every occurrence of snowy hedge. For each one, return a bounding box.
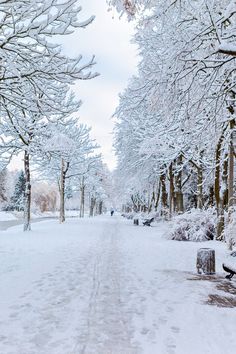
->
[169,208,217,242]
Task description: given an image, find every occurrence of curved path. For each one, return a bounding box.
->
[0,217,57,231]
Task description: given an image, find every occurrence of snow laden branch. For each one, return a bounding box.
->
[112,0,236,245]
[0,0,99,231]
[38,119,99,223]
[0,0,98,113]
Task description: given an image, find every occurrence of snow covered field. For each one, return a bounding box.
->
[0,215,235,354]
[0,212,17,221]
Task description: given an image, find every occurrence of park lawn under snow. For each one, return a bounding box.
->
[0,215,235,354]
[0,212,17,221]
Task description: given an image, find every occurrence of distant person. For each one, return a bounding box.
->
[110,208,114,216]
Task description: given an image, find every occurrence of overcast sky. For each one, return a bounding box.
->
[60,1,138,170]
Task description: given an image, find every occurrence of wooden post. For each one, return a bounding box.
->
[133,218,139,226]
[196,248,215,275]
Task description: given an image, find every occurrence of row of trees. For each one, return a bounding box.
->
[0,1,109,230]
[0,166,112,218]
[112,0,236,241]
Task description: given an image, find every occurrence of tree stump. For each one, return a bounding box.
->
[196,248,215,275]
[133,218,139,226]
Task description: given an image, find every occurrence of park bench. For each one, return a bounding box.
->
[222,252,236,280]
[222,263,236,280]
[143,217,154,226]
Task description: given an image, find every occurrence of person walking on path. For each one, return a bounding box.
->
[110,208,114,216]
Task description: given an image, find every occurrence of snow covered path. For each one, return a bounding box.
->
[0,216,236,354]
[0,217,57,231]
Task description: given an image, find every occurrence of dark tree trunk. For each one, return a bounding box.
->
[227,118,235,250]
[175,156,184,213]
[208,185,214,207]
[80,176,85,218]
[59,158,66,223]
[24,151,31,231]
[228,119,235,209]
[222,156,229,209]
[169,163,174,218]
[160,173,168,209]
[148,187,155,213]
[154,182,161,211]
[89,197,96,217]
[98,201,103,215]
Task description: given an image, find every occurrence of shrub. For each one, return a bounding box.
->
[169,208,217,242]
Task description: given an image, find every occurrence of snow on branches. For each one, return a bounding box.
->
[113,0,236,241]
[0,0,99,230]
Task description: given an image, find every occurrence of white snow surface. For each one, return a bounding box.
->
[0,212,17,221]
[0,215,236,354]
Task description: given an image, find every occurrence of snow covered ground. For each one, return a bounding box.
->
[0,212,17,221]
[0,215,235,354]
[0,210,79,231]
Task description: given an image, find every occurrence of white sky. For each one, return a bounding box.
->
[10,1,138,172]
[62,1,138,170]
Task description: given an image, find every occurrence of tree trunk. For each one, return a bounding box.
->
[169,163,174,218]
[98,201,103,215]
[196,248,215,275]
[80,176,85,218]
[208,185,214,207]
[160,172,168,218]
[175,156,184,213]
[222,156,229,209]
[154,182,161,211]
[228,119,235,209]
[227,119,235,250]
[197,165,203,209]
[89,197,96,217]
[160,173,168,208]
[148,186,155,213]
[24,151,31,231]
[131,194,138,212]
[60,158,66,223]
[215,128,226,240]
[217,209,225,241]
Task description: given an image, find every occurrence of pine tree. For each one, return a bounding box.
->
[65,185,73,200]
[10,171,26,211]
[0,169,7,204]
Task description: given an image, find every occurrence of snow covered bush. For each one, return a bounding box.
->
[169,208,217,242]
[223,208,236,250]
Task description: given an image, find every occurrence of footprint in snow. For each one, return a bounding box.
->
[158,316,167,325]
[141,327,149,335]
[171,326,180,334]
[166,306,174,313]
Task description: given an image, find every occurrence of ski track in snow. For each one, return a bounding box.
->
[0,215,236,354]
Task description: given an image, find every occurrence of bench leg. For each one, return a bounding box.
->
[225,273,234,280]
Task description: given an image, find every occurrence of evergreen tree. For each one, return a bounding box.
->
[65,185,73,200]
[0,169,7,204]
[10,171,26,211]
